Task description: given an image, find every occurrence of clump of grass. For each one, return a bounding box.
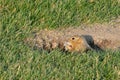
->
[1,0,120,30]
[0,0,120,79]
[0,49,120,79]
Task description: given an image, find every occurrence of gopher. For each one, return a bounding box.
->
[64,35,102,52]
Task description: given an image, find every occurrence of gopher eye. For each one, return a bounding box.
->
[72,37,75,40]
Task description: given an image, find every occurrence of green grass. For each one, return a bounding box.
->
[0,0,120,79]
[0,49,120,80]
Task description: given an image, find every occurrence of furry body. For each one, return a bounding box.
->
[64,35,95,52]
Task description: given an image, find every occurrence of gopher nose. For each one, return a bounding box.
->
[64,42,70,46]
[64,42,71,50]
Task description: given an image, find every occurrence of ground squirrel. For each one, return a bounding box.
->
[64,35,96,52]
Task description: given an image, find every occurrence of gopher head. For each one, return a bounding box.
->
[64,35,84,52]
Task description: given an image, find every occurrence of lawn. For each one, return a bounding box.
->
[0,0,120,79]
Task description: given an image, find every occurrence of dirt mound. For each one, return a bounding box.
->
[25,17,120,51]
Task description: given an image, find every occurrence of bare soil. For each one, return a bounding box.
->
[25,17,120,51]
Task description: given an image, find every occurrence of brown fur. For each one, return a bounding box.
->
[64,35,95,52]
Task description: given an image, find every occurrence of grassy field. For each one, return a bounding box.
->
[0,0,120,79]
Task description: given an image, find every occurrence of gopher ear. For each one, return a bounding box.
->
[77,38,82,43]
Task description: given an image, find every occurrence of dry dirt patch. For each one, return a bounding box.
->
[25,17,120,51]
